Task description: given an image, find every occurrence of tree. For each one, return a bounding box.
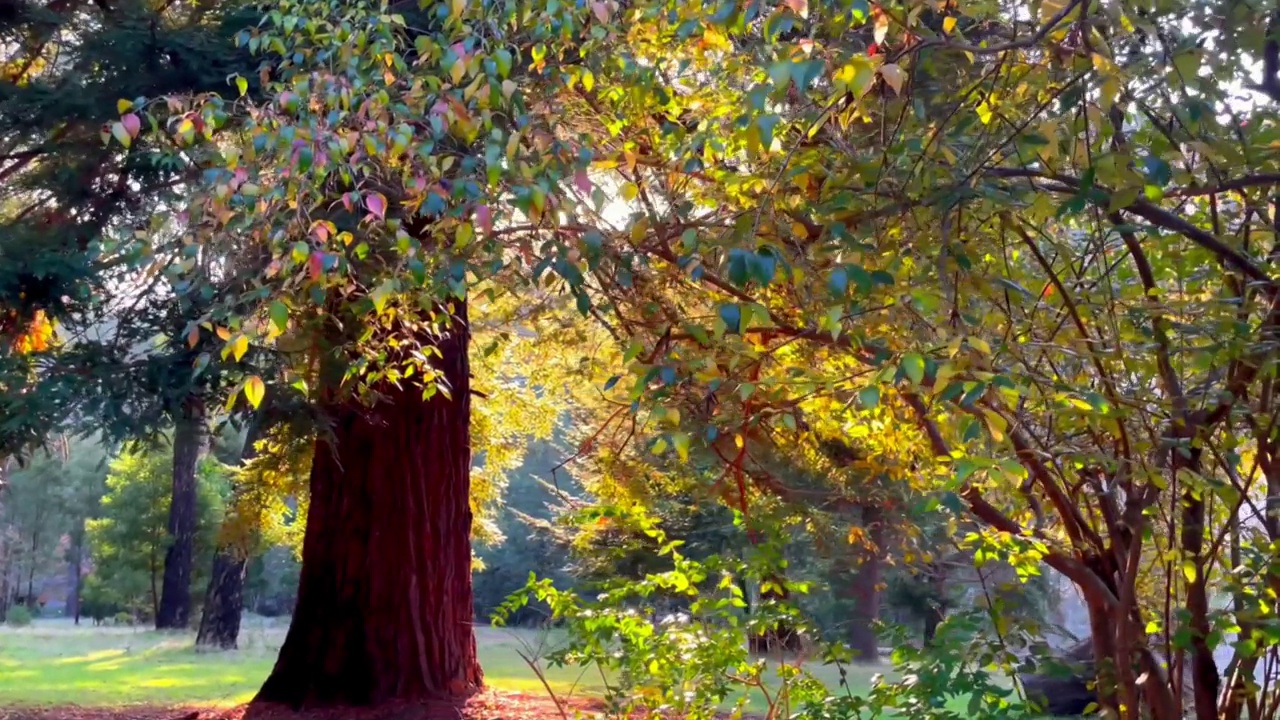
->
[508,0,1280,715]
[118,0,591,705]
[86,445,225,621]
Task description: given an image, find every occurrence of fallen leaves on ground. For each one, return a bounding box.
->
[0,691,603,720]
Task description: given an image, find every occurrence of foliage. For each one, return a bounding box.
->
[6,0,1280,715]
[5,604,33,627]
[85,446,228,618]
[496,504,1042,720]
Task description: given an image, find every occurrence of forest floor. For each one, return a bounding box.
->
[0,618,887,719]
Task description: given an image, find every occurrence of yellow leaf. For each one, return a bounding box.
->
[942,16,957,33]
[879,64,904,95]
[449,58,466,85]
[976,101,994,125]
[1040,0,1067,25]
[982,409,1007,443]
[244,375,265,408]
[117,98,133,113]
[968,336,991,355]
[672,432,691,461]
[230,334,249,362]
[450,0,465,17]
[620,182,639,201]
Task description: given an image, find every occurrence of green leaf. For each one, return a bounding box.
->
[235,76,248,96]
[857,386,880,409]
[901,353,925,385]
[494,49,513,78]
[269,300,289,333]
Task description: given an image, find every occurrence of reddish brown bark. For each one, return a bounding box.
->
[254,304,482,709]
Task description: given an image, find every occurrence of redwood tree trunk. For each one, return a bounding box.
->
[156,395,206,629]
[255,303,482,709]
[846,503,884,663]
[197,419,266,650]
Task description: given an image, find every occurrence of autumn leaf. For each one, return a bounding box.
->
[121,113,141,138]
[229,334,249,362]
[244,375,266,408]
[784,0,809,18]
[475,204,493,234]
[365,192,387,220]
[879,63,904,95]
[110,122,131,147]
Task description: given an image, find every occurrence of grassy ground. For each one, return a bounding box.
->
[0,618,885,711]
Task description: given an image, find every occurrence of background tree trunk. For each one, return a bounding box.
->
[197,418,266,650]
[255,303,483,709]
[157,395,207,629]
[846,503,884,663]
[196,551,248,649]
[66,523,83,624]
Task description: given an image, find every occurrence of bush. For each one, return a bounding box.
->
[112,611,134,626]
[6,605,33,627]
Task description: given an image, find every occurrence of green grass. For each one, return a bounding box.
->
[0,617,888,710]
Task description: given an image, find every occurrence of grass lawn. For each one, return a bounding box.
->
[0,617,889,711]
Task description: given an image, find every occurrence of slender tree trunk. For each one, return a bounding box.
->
[66,525,83,624]
[255,302,483,709]
[196,419,266,650]
[1176,445,1219,720]
[150,549,160,621]
[846,503,884,663]
[157,394,207,629]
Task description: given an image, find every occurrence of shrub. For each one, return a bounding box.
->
[112,611,133,626]
[6,605,33,627]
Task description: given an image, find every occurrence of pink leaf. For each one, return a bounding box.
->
[308,251,324,281]
[591,1,610,22]
[341,192,354,212]
[311,221,331,243]
[574,169,592,195]
[121,113,142,138]
[784,0,808,16]
[366,192,387,220]
[475,204,492,234]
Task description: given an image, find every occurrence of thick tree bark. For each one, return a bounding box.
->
[846,503,884,663]
[196,419,266,650]
[255,302,483,709]
[157,395,207,629]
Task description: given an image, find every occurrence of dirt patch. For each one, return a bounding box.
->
[0,692,603,720]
